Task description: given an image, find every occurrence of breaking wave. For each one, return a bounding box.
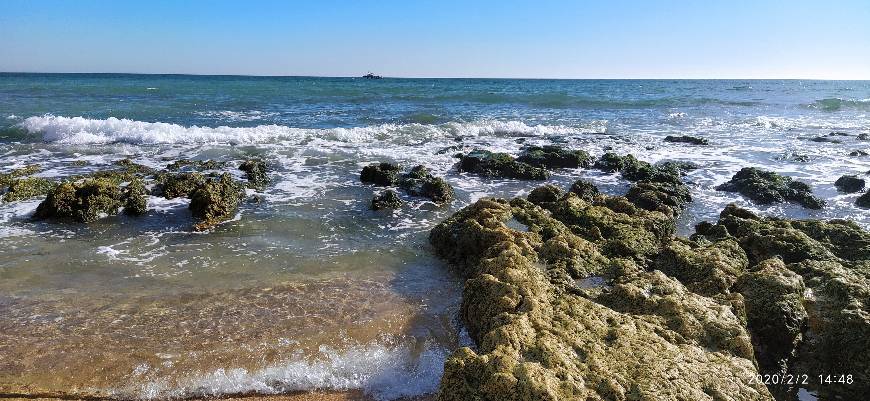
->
[807,97,870,112]
[20,115,598,145]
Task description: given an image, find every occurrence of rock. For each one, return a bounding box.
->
[113,158,155,175]
[625,180,692,217]
[166,159,226,171]
[34,178,123,223]
[430,198,770,401]
[371,190,403,210]
[810,136,842,143]
[154,172,207,199]
[239,159,269,188]
[834,174,865,193]
[360,162,401,186]
[593,153,682,185]
[526,184,563,206]
[858,133,869,141]
[568,179,599,201]
[857,191,870,208]
[735,259,807,377]
[655,237,748,296]
[123,178,148,215]
[664,135,709,145]
[828,131,850,137]
[2,177,55,202]
[716,167,825,209]
[849,149,869,157]
[656,160,699,175]
[515,145,593,169]
[398,165,454,204]
[0,164,40,188]
[188,173,244,231]
[458,149,549,180]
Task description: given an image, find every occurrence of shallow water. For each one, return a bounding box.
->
[0,75,868,399]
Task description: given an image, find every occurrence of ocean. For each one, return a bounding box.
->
[0,74,868,399]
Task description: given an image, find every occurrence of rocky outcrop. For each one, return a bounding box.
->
[664,135,709,145]
[593,153,683,185]
[0,164,41,188]
[360,162,401,186]
[858,191,870,209]
[516,145,593,168]
[716,167,825,209]
[834,174,865,193]
[371,190,403,210]
[568,179,599,202]
[2,177,55,202]
[239,159,268,188]
[458,149,548,180]
[154,172,207,199]
[398,165,454,204]
[188,173,244,231]
[123,178,148,215]
[34,178,123,223]
[166,159,226,171]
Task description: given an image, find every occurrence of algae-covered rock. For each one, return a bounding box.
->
[371,190,403,210]
[664,135,709,145]
[123,178,148,216]
[526,184,563,206]
[398,165,454,204]
[0,164,40,188]
[857,191,870,208]
[593,152,682,185]
[625,180,692,217]
[716,167,825,209]
[458,149,548,180]
[188,173,244,231]
[655,237,748,296]
[430,198,771,401]
[515,145,593,169]
[2,177,55,202]
[34,178,123,223]
[166,158,226,171]
[239,158,269,188]
[360,162,401,186]
[154,172,207,199]
[834,174,865,193]
[568,179,599,202]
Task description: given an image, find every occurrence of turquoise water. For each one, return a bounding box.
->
[0,74,869,399]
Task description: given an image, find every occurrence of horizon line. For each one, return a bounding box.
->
[1,71,868,81]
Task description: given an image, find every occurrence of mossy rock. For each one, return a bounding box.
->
[0,164,41,188]
[568,179,600,202]
[239,158,269,188]
[188,173,244,231]
[655,237,748,296]
[625,180,691,217]
[664,135,709,145]
[398,165,454,204]
[123,178,148,216]
[34,178,123,223]
[834,174,865,193]
[154,172,207,199]
[716,167,825,209]
[360,162,401,186]
[3,177,55,202]
[166,158,226,171]
[458,149,549,180]
[526,184,563,206]
[593,152,682,185]
[516,145,593,169]
[371,189,403,210]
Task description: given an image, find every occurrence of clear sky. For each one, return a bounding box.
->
[1,0,868,79]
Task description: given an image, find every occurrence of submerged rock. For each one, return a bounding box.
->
[458,149,548,180]
[857,191,870,209]
[360,162,401,186]
[810,136,842,144]
[2,177,55,202]
[188,173,244,231]
[716,167,825,209]
[398,165,454,204]
[850,149,869,157]
[515,145,593,168]
[371,189,403,210]
[166,159,226,171]
[834,174,865,193]
[34,178,123,223]
[664,135,709,145]
[239,158,269,188]
[657,160,700,175]
[123,178,148,215]
[858,133,869,141]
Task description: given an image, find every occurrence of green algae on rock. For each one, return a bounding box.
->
[188,173,244,231]
[2,176,55,202]
[430,197,771,401]
[458,149,549,180]
[592,152,683,185]
[515,145,593,169]
[371,189,403,210]
[0,164,41,188]
[568,179,600,202]
[360,162,401,186]
[398,165,454,204]
[239,158,269,188]
[166,158,227,172]
[154,172,207,199]
[123,178,148,215]
[716,167,825,209]
[33,178,123,223]
[625,180,692,217]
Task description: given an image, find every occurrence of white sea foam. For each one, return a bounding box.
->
[117,340,448,400]
[20,115,590,145]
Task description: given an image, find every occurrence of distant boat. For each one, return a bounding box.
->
[362,72,382,79]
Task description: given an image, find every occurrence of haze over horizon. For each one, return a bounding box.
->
[1,0,869,80]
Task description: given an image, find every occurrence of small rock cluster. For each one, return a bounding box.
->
[361,162,454,210]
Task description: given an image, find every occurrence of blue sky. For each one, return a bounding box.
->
[1,0,868,78]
